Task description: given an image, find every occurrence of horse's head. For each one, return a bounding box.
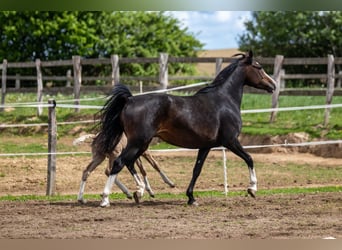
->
[237,51,276,93]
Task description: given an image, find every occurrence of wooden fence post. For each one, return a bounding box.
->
[159,53,168,89]
[111,54,120,86]
[15,73,20,89]
[1,59,7,112]
[215,58,223,76]
[72,56,82,112]
[280,69,285,90]
[35,59,43,116]
[324,54,335,127]
[270,55,284,123]
[47,99,57,196]
[337,70,341,88]
[66,69,72,87]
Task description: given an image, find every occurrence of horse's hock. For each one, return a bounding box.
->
[239,133,342,158]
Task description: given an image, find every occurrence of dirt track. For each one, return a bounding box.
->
[0,192,341,239]
[0,151,341,239]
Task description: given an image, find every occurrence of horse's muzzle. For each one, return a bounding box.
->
[262,80,276,93]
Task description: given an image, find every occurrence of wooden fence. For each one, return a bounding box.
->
[1,53,342,123]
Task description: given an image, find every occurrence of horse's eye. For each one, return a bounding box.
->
[252,62,262,69]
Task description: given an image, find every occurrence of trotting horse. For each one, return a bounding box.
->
[95,51,276,206]
[75,133,175,204]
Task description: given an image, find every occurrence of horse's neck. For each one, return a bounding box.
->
[221,72,245,108]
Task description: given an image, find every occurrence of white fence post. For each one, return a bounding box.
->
[222,149,228,196]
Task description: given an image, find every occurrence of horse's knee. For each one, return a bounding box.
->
[104,168,110,177]
[109,159,125,175]
[82,171,90,181]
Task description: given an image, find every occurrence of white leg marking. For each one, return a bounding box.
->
[144,176,154,197]
[100,175,116,207]
[77,180,86,203]
[159,171,175,187]
[248,168,258,191]
[133,174,145,198]
[115,177,133,199]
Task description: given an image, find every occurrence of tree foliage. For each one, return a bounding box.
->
[0,11,203,84]
[97,12,203,77]
[238,11,342,87]
[0,11,102,61]
[238,11,342,58]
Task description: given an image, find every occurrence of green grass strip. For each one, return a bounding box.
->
[0,186,340,202]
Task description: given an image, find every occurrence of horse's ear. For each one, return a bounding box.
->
[244,50,253,64]
[248,50,253,58]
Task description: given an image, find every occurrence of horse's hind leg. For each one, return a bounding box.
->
[101,143,146,207]
[135,157,155,198]
[106,153,133,199]
[142,152,175,188]
[78,153,106,204]
[226,138,257,198]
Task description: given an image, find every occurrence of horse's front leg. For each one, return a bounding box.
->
[186,148,210,206]
[226,138,257,198]
[247,167,257,198]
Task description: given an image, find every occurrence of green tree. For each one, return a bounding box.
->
[238,11,342,87]
[238,11,342,58]
[0,11,103,61]
[0,11,203,86]
[97,11,203,78]
[0,11,104,86]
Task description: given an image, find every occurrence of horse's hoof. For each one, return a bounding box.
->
[100,201,110,208]
[126,194,133,200]
[99,195,110,207]
[191,201,199,206]
[247,188,256,198]
[99,201,110,207]
[133,192,140,204]
[78,199,87,204]
[187,200,199,206]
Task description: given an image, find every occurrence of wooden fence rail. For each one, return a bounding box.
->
[1,53,342,125]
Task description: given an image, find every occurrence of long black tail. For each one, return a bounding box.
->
[93,84,132,154]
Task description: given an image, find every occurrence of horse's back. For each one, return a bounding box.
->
[122,93,221,148]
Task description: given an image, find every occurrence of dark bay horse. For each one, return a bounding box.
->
[95,51,276,206]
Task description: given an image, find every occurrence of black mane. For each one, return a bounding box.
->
[195,57,241,95]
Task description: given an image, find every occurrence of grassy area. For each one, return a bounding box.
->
[241,93,342,139]
[0,92,341,141]
[0,186,340,202]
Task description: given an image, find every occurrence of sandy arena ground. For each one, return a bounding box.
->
[0,151,341,239]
